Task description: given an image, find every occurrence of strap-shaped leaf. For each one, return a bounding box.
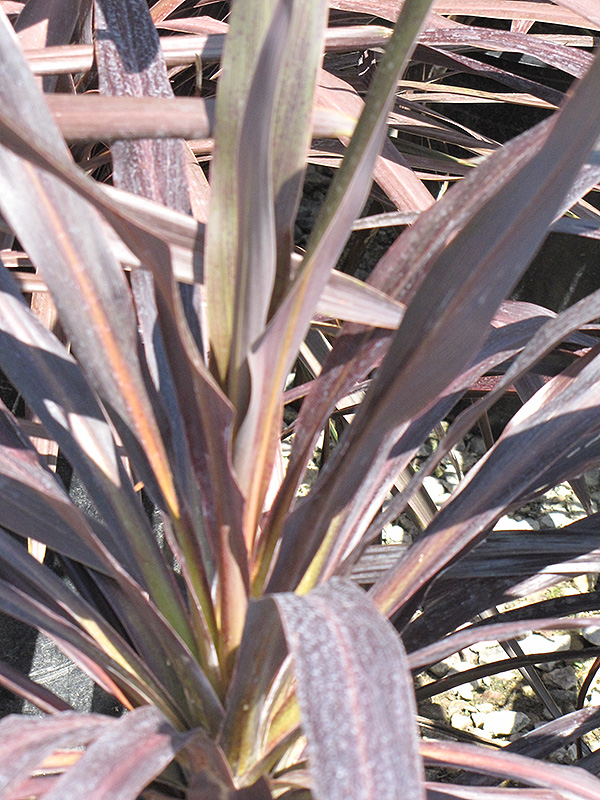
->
[205,0,288,394]
[47,93,214,140]
[272,39,600,600]
[409,616,600,672]
[0,264,197,629]
[373,344,600,623]
[93,0,191,388]
[15,0,87,92]
[0,707,191,800]
[420,27,591,79]
[268,2,331,310]
[205,0,328,412]
[42,706,191,800]
[333,0,597,28]
[0,657,73,714]
[316,69,434,214]
[94,0,190,210]
[218,599,290,780]
[93,0,193,393]
[0,298,223,724]
[368,287,600,576]
[0,8,179,522]
[0,266,145,569]
[273,579,425,800]
[550,0,600,27]
[425,786,560,800]
[0,9,206,654]
[0,99,244,672]
[0,268,224,722]
[0,712,113,798]
[466,707,600,787]
[0,571,189,720]
[0,531,224,732]
[93,0,232,666]
[236,0,435,561]
[150,0,188,22]
[317,271,405,329]
[0,398,116,575]
[0,285,223,724]
[264,309,551,593]
[421,739,600,800]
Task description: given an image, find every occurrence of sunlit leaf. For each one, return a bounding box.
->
[421,739,600,800]
[41,706,192,800]
[239,0,435,574]
[273,579,425,800]
[272,43,600,598]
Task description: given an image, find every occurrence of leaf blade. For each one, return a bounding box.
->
[42,706,190,800]
[273,579,425,800]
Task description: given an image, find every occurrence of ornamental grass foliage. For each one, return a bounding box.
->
[3,0,600,797]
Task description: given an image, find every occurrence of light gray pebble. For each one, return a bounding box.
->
[451,712,473,732]
[482,710,530,737]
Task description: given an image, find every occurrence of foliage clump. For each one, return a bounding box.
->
[1,0,600,798]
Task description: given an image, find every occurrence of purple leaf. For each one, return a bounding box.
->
[551,0,600,28]
[0,532,225,731]
[0,8,181,523]
[273,579,425,800]
[330,0,596,27]
[409,616,600,672]
[373,344,600,623]
[266,310,555,593]
[15,0,88,92]
[0,397,118,575]
[421,739,600,800]
[94,0,191,210]
[0,712,113,799]
[0,659,73,714]
[426,786,559,800]
[466,707,600,787]
[316,68,441,214]
[420,27,591,78]
[218,597,289,780]
[237,0,435,576]
[41,706,191,800]
[93,0,243,666]
[47,92,215,142]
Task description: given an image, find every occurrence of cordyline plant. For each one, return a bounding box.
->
[4,0,600,797]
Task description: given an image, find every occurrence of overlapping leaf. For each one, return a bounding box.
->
[15,0,88,92]
[370,288,600,626]
[374,345,600,622]
[0,712,113,798]
[41,706,192,800]
[265,308,556,592]
[236,0,435,568]
[421,740,600,800]
[204,0,328,411]
[273,579,425,800]
[0,532,226,731]
[0,707,192,800]
[0,8,180,522]
[1,2,600,799]
[268,41,600,598]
